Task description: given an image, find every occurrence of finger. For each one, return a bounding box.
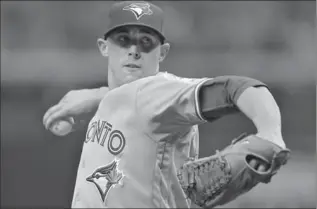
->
[188,166,195,188]
[257,164,268,172]
[195,175,203,190]
[45,107,70,130]
[43,104,63,127]
[178,168,188,188]
[248,159,258,169]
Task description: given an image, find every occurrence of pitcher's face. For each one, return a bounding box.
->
[98,25,170,86]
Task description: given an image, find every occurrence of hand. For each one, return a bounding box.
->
[43,88,103,130]
[248,132,286,172]
[247,156,270,172]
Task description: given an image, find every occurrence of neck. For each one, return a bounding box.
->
[107,68,119,90]
[107,66,161,90]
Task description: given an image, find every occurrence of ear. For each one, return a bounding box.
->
[97,38,108,57]
[159,43,170,62]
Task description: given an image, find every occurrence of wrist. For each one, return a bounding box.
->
[256,131,286,149]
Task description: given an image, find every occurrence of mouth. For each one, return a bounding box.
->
[123,64,141,69]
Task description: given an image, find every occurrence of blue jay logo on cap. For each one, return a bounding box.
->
[123,2,153,20]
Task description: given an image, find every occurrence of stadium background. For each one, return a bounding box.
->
[1,1,315,208]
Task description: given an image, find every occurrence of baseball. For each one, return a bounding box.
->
[49,117,74,136]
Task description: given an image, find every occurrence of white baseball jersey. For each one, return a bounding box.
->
[71,72,210,208]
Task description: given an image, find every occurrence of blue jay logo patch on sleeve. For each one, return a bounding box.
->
[86,159,124,202]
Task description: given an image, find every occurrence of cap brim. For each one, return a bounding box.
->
[104,23,165,44]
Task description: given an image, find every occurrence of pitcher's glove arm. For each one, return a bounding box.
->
[177,133,291,208]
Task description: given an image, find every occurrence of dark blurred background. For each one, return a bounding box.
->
[1,1,316,208]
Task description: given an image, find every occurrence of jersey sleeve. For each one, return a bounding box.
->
[136,73,268,134]
[198,75,268,121]
[136,73,210,133]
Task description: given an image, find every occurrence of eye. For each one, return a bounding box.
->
[140,36,153,46]
[118,35,130,44]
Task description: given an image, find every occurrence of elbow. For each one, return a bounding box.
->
[253,86,280,111]
[240,85,282,118]
[238,85,279,109]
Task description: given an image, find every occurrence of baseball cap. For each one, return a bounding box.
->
[104,1,165,43]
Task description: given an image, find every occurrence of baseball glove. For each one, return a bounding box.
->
[177,133,291,208]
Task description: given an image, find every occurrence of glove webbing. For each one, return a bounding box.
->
[185,152,232,207]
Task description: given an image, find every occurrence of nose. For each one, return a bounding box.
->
[128,45,141,60]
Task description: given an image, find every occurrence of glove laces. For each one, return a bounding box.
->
[188,150,232,207]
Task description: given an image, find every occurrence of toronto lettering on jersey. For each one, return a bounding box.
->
[85,120,126,155]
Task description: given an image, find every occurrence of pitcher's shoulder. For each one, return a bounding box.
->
[136,72,200,90]
[134,72,170,90]
[157,72,198,83]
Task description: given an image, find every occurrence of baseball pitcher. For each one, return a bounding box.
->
[43,1,290,208]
